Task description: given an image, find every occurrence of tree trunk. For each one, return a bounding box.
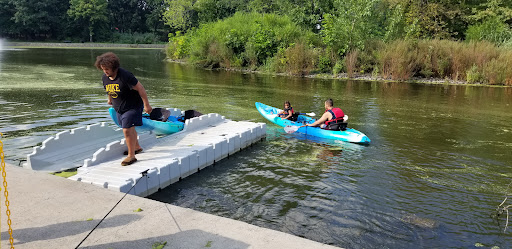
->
[89,25,93,42]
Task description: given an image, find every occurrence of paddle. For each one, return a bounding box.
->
[284,125,305,134]
[299,112,316,117]
[270,111,315,117]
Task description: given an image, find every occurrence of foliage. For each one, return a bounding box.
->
[317,49,335,73]
[163,0,197,32]
[320,0,380,57]
[403,1,454,39]
[382,3,406,42]
[112,32,160,44]
[163,0,249,32]
[170,12,311,69]
[467,0,512,24]
[167,31,190,59]
[275,42,318,75]
[466,64,483,84]
[483,51,512,85]
[0,0,168,42]
[107,0,164,34]
[0,0,18,36]
[345,50,358,78]
[356,40,384,74]
[195,0,249,23]
[373,39,512,84]
[68,0,108,42]
[6,0,70,39]
[332,60,344,75]
[466,17,512,45]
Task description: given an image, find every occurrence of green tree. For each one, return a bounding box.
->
[163,0,250,33]
[468,0,512,23]
[145,0,168,34]
[321,0,380,56]
[466,0,512,44]
[194,0,249,23]
[248,0,335,32]
[163,0,197,32]
[0,0,17,37]
[9,0,69,39]
[68,0,108,42]
[108,0,155,33]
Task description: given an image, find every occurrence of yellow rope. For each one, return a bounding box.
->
[0,133,14,248]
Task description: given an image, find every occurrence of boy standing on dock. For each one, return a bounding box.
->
[95,52,153,166]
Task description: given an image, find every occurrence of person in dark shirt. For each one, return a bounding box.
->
[95,52,153,166]
[277,101,294,120]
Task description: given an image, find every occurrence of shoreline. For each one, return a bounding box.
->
[2,43,505,87]
[4,42,166,49]
[167,59,509,87]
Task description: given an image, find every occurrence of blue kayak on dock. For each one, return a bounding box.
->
[109,107,184,135]
[255,102,370,144]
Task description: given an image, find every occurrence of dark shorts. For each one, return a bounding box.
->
[116,108,143,128]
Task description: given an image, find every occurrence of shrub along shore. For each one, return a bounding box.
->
[166,13,512,86]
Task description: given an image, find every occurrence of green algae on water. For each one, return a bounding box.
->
[152,241,167,249]
[51,169,77,178]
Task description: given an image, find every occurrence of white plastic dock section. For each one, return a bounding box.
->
[69,113,266,197]
[24,123,126,172]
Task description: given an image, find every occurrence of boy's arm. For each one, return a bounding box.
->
[133,82,153,114]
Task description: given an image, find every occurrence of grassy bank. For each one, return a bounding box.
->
[167,13,512,86]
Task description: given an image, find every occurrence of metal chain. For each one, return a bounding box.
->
[0,133,14,248]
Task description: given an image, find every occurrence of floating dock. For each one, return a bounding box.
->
[24,111,266,197]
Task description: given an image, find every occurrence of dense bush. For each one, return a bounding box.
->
[166,12,314,69]
[466,18,512,45]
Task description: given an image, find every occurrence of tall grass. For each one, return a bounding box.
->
[375,39,511,84]
[345,50,358,78]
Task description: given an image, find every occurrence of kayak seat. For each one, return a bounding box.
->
[324,122,348,131]
[184,110,204,120]
[149,108,171,122]
[289,113,299,121]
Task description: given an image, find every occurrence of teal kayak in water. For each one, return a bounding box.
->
[109,107,184,135]
[255,102,370,144]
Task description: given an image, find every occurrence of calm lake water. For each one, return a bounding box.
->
[1,48,512,248]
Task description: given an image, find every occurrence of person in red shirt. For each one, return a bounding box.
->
[306,98,345,129]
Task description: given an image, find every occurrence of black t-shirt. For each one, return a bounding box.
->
[102,67,143,114]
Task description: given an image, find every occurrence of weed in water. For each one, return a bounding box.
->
[51,169,77,178]
[152,241,167,249]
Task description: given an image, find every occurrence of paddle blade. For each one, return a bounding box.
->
[306,112,316,117]
[284,125,300,134]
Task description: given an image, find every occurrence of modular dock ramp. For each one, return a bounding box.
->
[24,112,266,197]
